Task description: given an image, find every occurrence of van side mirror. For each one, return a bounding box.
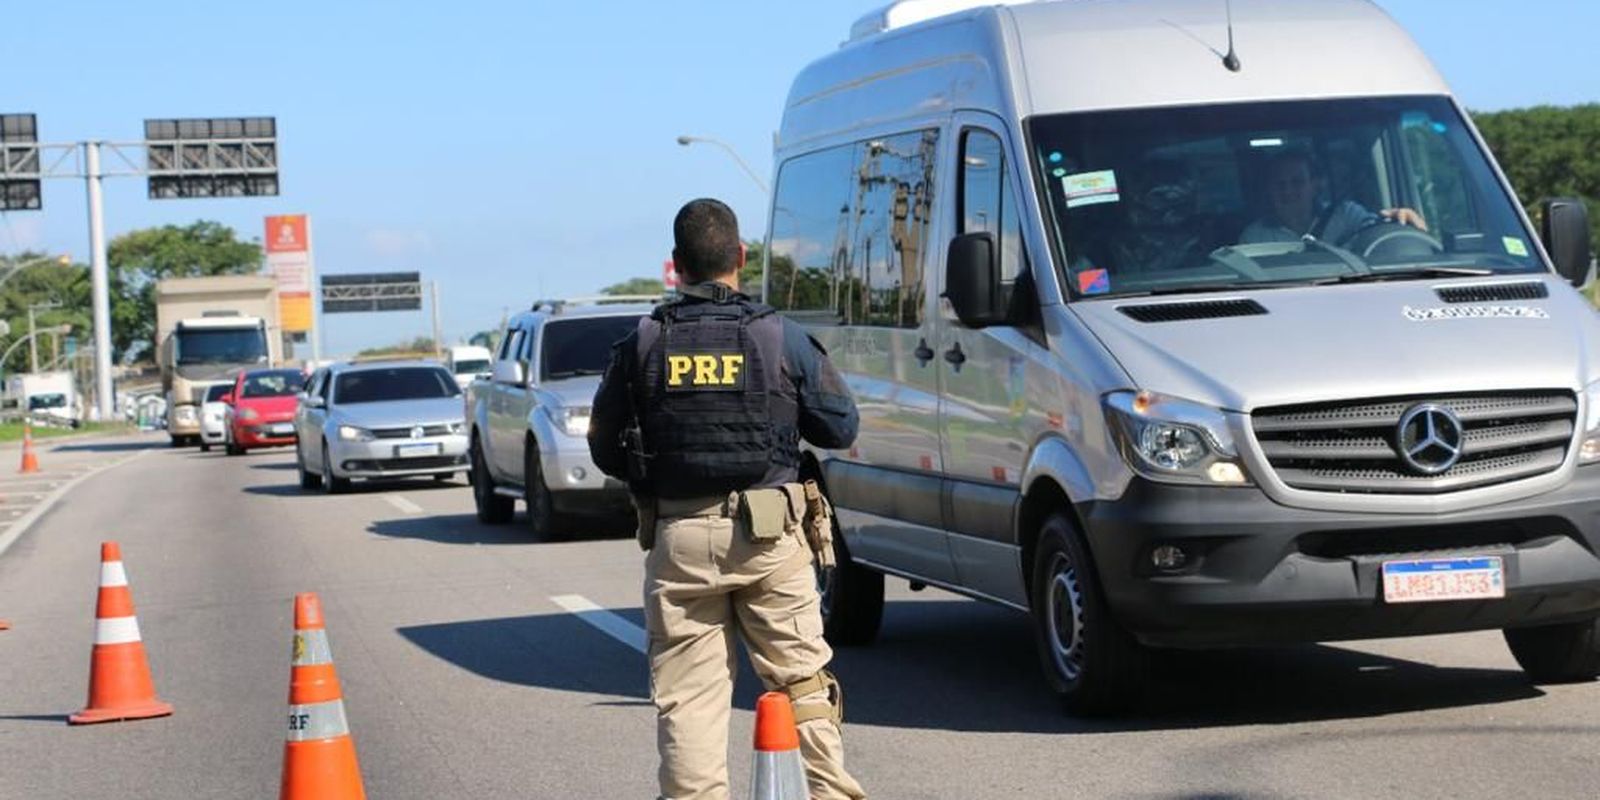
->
[1540,198,1593,287]
[492,360,528,386]
[945,232,1007,328]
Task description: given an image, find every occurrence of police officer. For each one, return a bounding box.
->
[589,198,866,800]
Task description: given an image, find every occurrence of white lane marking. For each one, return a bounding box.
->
[0,449,151,559]
[384,495,423,515]
[550,594,647,654]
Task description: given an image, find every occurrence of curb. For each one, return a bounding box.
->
[0,448,152,560]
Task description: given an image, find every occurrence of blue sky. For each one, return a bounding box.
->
[3,0,1596,355]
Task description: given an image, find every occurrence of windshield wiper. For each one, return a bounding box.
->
[1136,279,1311,297]
[544,368,607,379]
[1314,266,1494,285]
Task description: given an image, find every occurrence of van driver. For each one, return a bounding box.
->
[1240,150,1426,246]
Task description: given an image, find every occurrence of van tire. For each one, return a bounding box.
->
[817,513,884,646]
[471,437,514,524]
[1030,512,1146,716]
[1504,617,1600,683]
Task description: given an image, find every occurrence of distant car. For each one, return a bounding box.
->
[224,368,306,455]
[198,383,233,452]
[293,361,469,493]
[446,345,494,390]
[466,298,652,535]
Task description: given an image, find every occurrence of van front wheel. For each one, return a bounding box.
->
[1504,617,1600,683]
[1031,512,1146,716]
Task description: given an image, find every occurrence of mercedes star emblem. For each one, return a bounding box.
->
[1396,403,1464,475]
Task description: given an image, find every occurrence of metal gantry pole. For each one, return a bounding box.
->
[85,141,114,421]
[430,281,443,361]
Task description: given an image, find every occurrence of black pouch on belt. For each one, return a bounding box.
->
[738,488,791,543]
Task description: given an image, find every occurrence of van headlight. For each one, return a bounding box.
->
[1104,391,1251,485]
[548,406,591,437]
[1581,380,1600,464]
[338,425,375,443]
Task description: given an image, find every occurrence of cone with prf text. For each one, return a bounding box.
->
[281,592,365,800]
[748,692,810,800]
[18,416,40,474]
[70,541,173,724]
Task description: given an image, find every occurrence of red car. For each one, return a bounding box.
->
[224,368,306,455]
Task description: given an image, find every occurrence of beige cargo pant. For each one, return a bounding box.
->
[645,493,867,800]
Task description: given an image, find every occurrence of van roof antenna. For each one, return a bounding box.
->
[1221,0,1242,72]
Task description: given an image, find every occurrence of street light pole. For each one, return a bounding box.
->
[675,135,770,196]
[84,141,114,421]
[28,301,63,373]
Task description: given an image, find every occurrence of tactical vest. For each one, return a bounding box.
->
[636,291,800,497]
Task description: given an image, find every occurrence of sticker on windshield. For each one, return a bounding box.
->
[1502,236,1530,257]
[1077,268,1110,295]
[1062,170,1119,208]
[1403,305,1549,322]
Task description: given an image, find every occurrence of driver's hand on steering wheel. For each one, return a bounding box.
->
[1380,207,1428,232]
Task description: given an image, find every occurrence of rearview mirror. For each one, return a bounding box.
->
[945,232,1007,328]
[1540,198,1593,287]
[492,360,528,386]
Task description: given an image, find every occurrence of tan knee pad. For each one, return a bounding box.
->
[783,669,843,727]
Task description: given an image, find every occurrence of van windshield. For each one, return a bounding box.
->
[1030,95,1544,299]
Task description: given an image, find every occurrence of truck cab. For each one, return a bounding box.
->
[466,297,657,537]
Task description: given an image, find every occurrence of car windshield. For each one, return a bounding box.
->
[204,384,232,403]
[452,359,491,375]
[240,370,305,398]
[541,316,642,380]
[28,393,67,410]
[175,327,269,365]
[1031,95,1544,299]
[333,367,460,404]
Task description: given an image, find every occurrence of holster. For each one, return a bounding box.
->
[801,480,837,569]
[632,493,658,551]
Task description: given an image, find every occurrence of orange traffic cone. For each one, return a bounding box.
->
[280,592,365,800]
[749,692,810,800]
[18,417,39,474]
[70,542,173,725]
[0,619,10,630]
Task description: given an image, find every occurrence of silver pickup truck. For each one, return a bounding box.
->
[465,297,656,537]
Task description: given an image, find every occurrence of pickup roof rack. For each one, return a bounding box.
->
[530,294,663,313]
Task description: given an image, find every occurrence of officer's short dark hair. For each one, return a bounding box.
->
[673,198,743,284]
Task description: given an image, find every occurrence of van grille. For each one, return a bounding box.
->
[1251,391,1576,494]
[1435,282,1548,303]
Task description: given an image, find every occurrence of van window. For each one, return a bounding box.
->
[1029,96,1543,299]
[768,129,938,328]
[960,128,1026,286]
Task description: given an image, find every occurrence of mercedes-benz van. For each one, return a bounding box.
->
[762,0,1598,714]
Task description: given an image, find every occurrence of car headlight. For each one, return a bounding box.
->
[238,408,260,421]
[338,424,375,442]
[1104,391,1250,485]
[1581,379,1600,464]
[549,406,591,437]
[447,420,467,435]
[175,406,197,422]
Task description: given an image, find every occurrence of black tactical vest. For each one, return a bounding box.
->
[635,289,800,497]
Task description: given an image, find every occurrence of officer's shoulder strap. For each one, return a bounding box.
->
[634,314,662,362]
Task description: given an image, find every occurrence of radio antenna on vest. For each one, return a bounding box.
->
[1221,0,1242,72]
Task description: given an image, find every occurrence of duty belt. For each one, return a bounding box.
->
[655,493,741,518]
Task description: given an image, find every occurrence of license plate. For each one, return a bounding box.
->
[1382,556,1505,604]
[395,443,441,458]
[271,423,295,436]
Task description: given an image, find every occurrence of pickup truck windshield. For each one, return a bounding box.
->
[541,316,643,381]
[334,367,460,404]
[1030,95,1543,299]
[176,327,269,366]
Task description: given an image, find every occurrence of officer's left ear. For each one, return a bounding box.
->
[738,243,747,268]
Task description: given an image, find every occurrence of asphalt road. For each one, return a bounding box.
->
[2,434,1598,798]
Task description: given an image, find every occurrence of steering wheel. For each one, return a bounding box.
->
[1339,219,1443,261]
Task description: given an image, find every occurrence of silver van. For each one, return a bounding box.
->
[763,0,1598,714]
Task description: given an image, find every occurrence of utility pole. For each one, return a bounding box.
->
[430,282,444,361]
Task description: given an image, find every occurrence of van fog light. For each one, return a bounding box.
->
[1582,437,1600,465]
[1151,545,1188,572]
[1206,462,1247,484]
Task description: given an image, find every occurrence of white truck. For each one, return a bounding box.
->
[7,371,80,427]
[155,276,282,446]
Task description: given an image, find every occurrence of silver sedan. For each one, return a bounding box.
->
[293,361,469,493]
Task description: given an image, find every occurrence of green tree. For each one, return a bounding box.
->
[107,220,262,362]
[356,336,436,358]
[600,277,666,296]
[1472,104,1600,251]
[0,253,93,376]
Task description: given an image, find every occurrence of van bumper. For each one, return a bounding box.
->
[1084,470,1600,648]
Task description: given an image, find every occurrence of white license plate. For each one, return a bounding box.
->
[271,423,295,436]
[1382,556,1505,604]
[394,443,442,458]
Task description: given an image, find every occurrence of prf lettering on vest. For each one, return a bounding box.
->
[666,352,745,390]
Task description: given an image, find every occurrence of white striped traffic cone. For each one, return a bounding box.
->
[280,592,365,800]
[748,692,809,800]
[70,541,173,725]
